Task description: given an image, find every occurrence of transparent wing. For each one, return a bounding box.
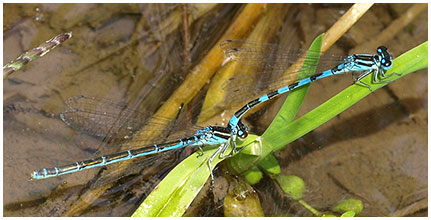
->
[220,39,341,69]
[51,94,212,186]
[222,69,305,104]
[220,40,345,104]
[61,95,202,139]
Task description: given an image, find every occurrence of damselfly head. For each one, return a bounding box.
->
[377,46,393,70]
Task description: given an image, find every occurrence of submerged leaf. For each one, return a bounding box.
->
[223,178,264,217]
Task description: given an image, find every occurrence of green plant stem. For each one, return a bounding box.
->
[298,199,323,216]
[262,41,427,155]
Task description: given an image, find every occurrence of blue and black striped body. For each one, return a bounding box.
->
[228,46,394,138]
[32,125,232,180]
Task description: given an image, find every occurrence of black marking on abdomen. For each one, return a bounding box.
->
[288,82,299,90]
[310,73,323,81]
[235,105,249,118]
[248,99,261,108]
[267,91,279,99]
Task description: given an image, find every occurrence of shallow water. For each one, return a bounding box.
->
[3,3,427,217]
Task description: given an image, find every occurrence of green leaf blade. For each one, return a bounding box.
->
[132,146,225,217]
[263,41,428,152]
